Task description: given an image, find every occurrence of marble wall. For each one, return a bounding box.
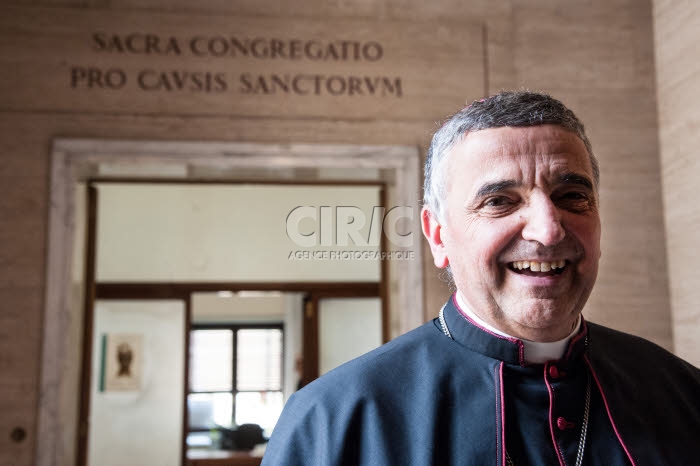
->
[654,0,700,366]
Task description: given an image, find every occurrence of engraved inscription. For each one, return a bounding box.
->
[68,32,403,98]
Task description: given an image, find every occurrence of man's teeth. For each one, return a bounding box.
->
[511,260,566,271]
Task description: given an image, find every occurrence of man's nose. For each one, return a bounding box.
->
[520,196,565,246]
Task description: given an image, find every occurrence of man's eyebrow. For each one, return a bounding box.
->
[558,172,593,190]
[475,180,519,198]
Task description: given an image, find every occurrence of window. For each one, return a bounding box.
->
[187,324,284,436]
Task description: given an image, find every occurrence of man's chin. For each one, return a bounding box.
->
[499,300,581,339]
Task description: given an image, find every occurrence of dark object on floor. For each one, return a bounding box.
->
[220,424,267,451]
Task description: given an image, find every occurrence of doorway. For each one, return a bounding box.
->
[38,140,423,466]
[82,180,389,465]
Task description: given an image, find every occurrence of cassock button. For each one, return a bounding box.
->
[557,417,576,431]
[548,365,560,379]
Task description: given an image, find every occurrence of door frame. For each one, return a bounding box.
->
[38,139,423,466]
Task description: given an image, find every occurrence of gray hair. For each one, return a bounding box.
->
[424,91,599,222]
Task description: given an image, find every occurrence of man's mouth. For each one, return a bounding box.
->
[508,260,567,276]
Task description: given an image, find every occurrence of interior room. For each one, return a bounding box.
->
[1,1,700,465]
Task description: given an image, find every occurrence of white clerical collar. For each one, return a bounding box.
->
[455,292,581,364]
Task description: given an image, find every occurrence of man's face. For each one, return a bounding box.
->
[422,125,601,342]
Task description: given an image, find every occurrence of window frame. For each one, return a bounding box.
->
[188,322,284,432]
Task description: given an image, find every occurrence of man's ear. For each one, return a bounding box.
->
[421,207,449,268]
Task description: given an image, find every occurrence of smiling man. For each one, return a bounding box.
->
[424,124,601,344]
[263,91,700,465]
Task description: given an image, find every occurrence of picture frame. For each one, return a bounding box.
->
[100,333,143,392]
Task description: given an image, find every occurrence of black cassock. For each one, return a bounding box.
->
[263,295,700,465]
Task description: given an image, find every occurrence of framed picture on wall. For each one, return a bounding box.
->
[100,333,143,392]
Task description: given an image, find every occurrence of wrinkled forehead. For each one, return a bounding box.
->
[447,126,593,180]
[448,125,593,169]
[461,125,586,157]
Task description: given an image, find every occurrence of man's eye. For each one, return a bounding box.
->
[556,191,593,212]
[483,197,513,208]
[478,196,518,216]
[562,192,586,200]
